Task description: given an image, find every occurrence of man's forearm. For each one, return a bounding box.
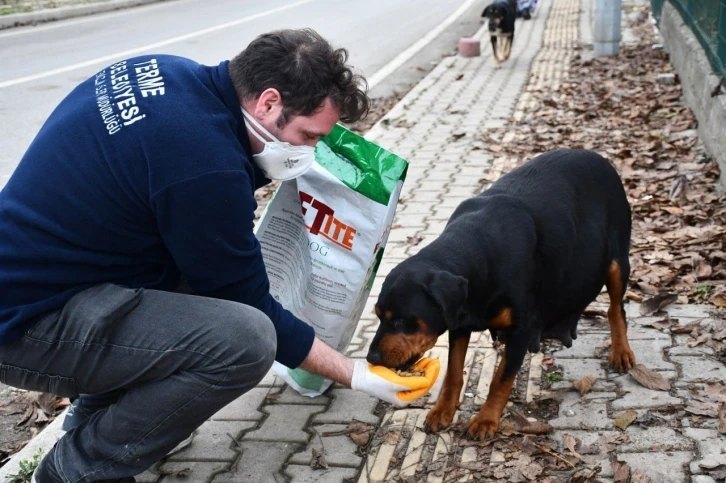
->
[299,337,355,387]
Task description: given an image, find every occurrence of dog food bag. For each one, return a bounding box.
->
[255,124,408,397]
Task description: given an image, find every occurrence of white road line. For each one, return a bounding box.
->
[366,0,481,89]
[0,0,315,89]
[0,0,195,39]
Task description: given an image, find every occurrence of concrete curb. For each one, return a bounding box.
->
[656,2,726,190]
[0,0,172,30]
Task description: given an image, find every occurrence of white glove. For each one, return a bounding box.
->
[351,358,440,407]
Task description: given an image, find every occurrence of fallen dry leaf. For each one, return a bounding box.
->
[685,401,720,418]
[669,175,688,201]
[718,403,726,434]
[703,464,726,481]
[629,364,671,391]
[519,460,544,480]
[321,422,371,447]
[569,466,602,482]
[310,447,328,470]
[695,263,713,278]
[688,334,710,347]
[563,433,581,460]
[644,318,672,330]
[573,376,597,394]
[509,409,554,435]
[509,408,530,427]
[705,382,726,402]
[613,410,638,430]
[578,442,601,455]
[384,430,400,445]
[670,319,702,334]
[639,293,678,316]
[583,308,608,318]
[36,393,57,415]
[347,423,371,447]
[612,460,630,483]
[631,469,652,483]
[711,293,726,308]
[15,392,62,428]
[605,433,629,446]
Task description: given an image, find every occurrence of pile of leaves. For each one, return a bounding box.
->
[0,391,69,467]
[482,11,726,306]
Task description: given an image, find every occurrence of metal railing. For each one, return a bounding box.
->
[652,0,726,79]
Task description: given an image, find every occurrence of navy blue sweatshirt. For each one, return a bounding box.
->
[0,55,315,368]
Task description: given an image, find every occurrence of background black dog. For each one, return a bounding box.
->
[367,149,636,439]
[482,0,517,66]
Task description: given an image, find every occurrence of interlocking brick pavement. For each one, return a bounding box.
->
[2,0,724,481]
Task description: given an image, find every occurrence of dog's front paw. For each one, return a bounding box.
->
[466,414,499,440]
[424,403,456,433]
[609,344,636,372]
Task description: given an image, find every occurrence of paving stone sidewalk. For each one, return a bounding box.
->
[351,0,726,482]
[2,0,725,481]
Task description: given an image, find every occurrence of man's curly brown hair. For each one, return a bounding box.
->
[229,28,370,124]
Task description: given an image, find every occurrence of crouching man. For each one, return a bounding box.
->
[0,29,436,483]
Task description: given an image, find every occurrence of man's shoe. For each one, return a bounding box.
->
[32,447,136,483]
[63,393,195,460]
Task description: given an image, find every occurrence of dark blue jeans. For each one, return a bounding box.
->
[0,284,276,482]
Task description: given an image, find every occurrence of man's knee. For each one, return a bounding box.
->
[219,304,276,386]
[241,308,276,381]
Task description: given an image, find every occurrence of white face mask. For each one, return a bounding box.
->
[241,108,316,181]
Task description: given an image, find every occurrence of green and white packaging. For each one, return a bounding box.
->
[254,124,408,397]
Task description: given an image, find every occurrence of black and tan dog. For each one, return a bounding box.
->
[367,149,636,439]
[482,0,517,67]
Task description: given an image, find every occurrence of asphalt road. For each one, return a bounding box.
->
[0,0,486,188]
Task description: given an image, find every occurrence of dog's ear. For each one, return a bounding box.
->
[482,5,493,17]
[424,269,472,330]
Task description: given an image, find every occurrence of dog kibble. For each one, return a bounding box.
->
[394,369,426,377]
